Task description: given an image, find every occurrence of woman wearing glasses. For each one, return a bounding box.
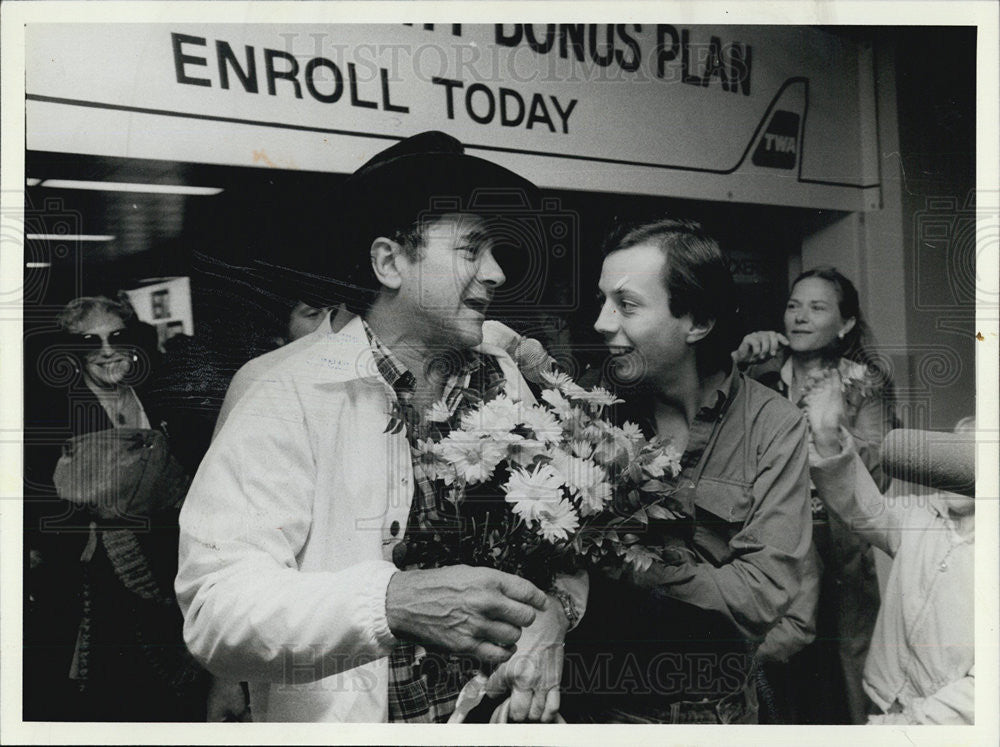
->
[23,296,210,721]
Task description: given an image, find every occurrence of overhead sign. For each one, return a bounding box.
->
[26,23,881,210]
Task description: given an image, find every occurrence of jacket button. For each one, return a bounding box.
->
[390,521,400,537]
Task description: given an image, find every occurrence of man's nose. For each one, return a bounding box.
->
[478,248,506,288]
[594,300,617,335]
[98,337,115,356]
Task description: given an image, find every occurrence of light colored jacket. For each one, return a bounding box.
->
[176,314,582,721]
[754,356,892,662]
[809,433,974,724]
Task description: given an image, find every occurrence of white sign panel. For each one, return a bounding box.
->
[27,23,881,210]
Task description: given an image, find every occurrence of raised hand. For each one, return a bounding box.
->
[801,368,846,457]
[385,565,547,665]
[732,330,789,365]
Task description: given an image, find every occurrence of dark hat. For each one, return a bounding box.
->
[330,132,541,288]
[343,131,541,226]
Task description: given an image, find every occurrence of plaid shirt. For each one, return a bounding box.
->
[362,321,506,723]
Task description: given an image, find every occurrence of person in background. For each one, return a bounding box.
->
[23,295,210,721]
[803,371,973,724]
[211,301,351,439]
[563,218,811,724]
[285,300,330,343]
[734,266,897,723]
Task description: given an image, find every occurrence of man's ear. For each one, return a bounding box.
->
[685,317,715,345]
[370,237,403,290]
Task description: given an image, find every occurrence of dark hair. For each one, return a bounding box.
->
[791,266,896,396]
[606,218,741,377]
[341,215,438,316]
[791,266,873,361]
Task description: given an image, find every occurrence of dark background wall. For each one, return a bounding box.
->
[893,26,977,430]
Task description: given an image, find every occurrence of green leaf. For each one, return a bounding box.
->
[646,504,681,521]
[632,507,649,525]
[627,462,643,483]
[640,479,670,493]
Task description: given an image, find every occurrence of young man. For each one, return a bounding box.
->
[176,132,585,723]
[563,218,812,723]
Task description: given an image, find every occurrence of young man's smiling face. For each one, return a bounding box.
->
[594,242,697,386]
[394,212,506,351]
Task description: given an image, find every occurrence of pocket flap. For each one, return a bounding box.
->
[694,476,753,525]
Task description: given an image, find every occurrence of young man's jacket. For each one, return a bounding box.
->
[175,314,587,722]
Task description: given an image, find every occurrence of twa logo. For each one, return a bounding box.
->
[752,110,800,170]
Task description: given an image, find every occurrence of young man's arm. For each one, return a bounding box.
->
[628,404,812,641]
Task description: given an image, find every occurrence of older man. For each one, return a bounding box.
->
[176,132,585,722]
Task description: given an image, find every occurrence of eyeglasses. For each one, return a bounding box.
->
[65,328,136,354]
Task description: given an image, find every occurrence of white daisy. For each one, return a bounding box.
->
[425,398,453,424]
[520,405,563,445]
[438,432,506,485]
[461,395,521,436]
[535,499,580,543]
[412,438,451,482]
[571,385,624,409]
[503,464,566,520]
[551,452,611,516]
[621,421,644,441]
[644,446,682,479]
[539,370,574,390]
[540,387,573,418]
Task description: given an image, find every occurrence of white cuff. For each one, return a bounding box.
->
[366,562,401,651]
[808,426,855,468]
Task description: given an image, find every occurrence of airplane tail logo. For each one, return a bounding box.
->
[752,109,801,170]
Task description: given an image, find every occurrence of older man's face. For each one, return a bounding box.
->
[394,213,506,350]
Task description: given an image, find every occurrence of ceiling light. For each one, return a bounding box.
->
[40,179,223,196]
[26,178,41,186]
[26,233,115,242]
[25,262,51,268]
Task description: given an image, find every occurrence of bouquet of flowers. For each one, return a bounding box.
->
[396,369,690,590]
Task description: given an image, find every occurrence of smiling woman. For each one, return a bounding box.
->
[23,294,210,721]
[736,267,898,725]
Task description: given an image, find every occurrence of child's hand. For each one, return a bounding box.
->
[802,369,846,457]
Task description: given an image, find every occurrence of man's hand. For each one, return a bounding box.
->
[484,594,569,722]
[206,677,251,722]
[385,566,547,665]
[732,331,789,366]
[802,369,846,457]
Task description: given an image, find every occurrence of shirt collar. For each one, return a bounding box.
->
[696,362,739,421]
[360,318,484,398]
[779,356,794,389]
[362,319,416,397]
